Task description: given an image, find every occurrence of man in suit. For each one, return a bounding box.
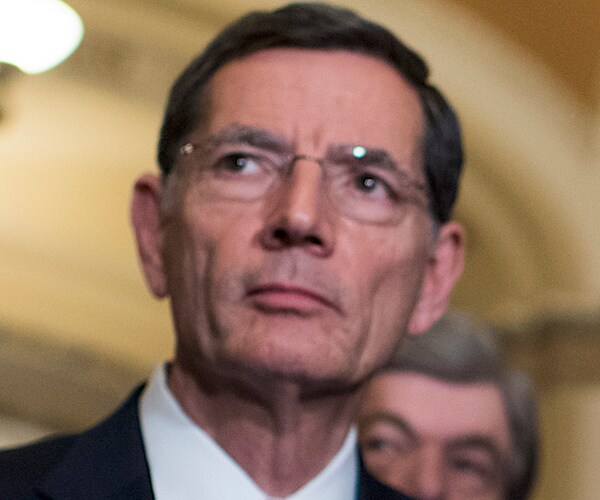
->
[0,3,465,498]
[359,314,539,499]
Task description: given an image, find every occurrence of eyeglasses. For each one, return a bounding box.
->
[178,127,429,224]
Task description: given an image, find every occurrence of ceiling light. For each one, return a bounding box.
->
[0,0,84,74]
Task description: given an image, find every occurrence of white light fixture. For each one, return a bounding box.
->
[0,0,84,74]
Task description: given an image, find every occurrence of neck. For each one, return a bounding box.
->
[167,360,362,496]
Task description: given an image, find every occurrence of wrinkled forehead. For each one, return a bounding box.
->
[198,48,425,160]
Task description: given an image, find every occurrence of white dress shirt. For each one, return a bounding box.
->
[139,364,358,500]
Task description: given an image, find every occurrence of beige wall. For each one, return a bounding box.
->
[535,386,600,500]
[502,316,600,499]
[0,416,50,450]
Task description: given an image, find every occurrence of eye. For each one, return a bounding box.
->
[453,457,488,476]
[362,437,394,452]
[215,153,262,175]
[359,430,412,456]
[448,452,500,492]
[356,174,378,191]
[353,172,396,200]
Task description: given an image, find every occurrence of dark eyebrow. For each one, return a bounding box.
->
[358,411,419,443]
[204,124,292,154]
[326,144,400,171]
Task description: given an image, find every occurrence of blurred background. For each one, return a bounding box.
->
[0,0,598,498]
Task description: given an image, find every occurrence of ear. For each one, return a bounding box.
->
[131,174,168,298]
[407,221,464,335]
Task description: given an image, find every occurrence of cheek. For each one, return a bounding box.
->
[161,213,210,335]
[163,201,265,359]
[163,200,250,310]
[344,231,429,366]
[351,232,427,315]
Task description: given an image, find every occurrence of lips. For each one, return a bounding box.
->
[246,283,340,314]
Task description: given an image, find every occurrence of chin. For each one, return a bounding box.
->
[211,310,372,389]
[228,342,365,392]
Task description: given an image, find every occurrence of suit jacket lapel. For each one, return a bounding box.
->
[34,386,154,500]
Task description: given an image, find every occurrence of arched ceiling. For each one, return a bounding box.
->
[452,0,600,110]
[0,0,598,367]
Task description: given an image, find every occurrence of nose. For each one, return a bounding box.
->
[259,156,334,256]
[405,447,445,500]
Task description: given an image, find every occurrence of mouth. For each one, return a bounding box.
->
[246,283,340,315]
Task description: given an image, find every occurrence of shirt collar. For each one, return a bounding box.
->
[139,364,358,500]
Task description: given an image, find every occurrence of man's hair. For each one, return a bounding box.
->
[157,2,463,223]
[380,313,539,500]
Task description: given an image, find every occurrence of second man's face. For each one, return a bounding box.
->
[359,372,512,499]
[156,48,457,388]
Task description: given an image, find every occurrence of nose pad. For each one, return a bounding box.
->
[259,157,334,256]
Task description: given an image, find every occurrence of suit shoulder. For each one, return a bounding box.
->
[0,433,76,496]
[0,386,148,498]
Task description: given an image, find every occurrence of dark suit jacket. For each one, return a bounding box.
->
[0,386,411,499]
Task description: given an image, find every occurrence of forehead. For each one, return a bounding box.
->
[203,48,424,161]
[362,372,511,451]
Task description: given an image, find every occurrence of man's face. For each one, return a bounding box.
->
[359,372,512,499]
[135,49,462,388]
